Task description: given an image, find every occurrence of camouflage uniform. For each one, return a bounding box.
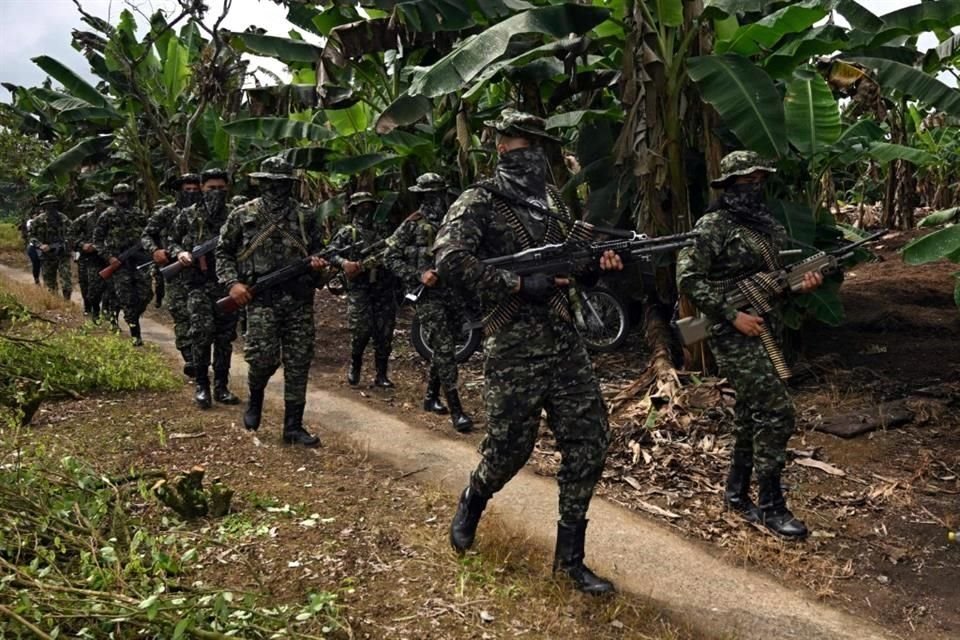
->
[676,150,807,539]
[94,184,153,343]
[143,174,202,370]
[29,197,72,298]
[216,156,323,447]
[383,173,473,430]
[169,171,239,407]
[68,195,109,318]
[327,193,399,387]
[438,110,613,594]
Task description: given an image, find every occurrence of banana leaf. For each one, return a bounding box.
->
[901,224,960,265]
[866,142,935,167]
[31,56,115,112]
[715,0,831,57]
[763,25,848,79]
[919,207,960,228]
[407,4,610,98]
[701,0,771,21]
[223,117,337,142]
[39,134,114,181]
[227,32,325,63]
[375,95,433,134]
[687,54,787,159]
[869,0,960,46]
[163,38,191,112]
[849,57,960,118]
[784,69,841,157]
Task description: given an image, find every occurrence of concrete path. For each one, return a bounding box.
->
[3,264,899,640]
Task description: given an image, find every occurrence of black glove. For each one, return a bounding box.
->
[518,273,556,303]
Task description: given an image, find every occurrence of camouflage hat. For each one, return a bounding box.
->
[39,195,60,206]
[173,173,201,189]
[93,192,111,204]
[77,198,94,210]
[346,191,379,210]
[201,168,230,183]
[483,108,561,143]
[249,156,298,181]
[408,172,447,193]
[712,150,776,187]
[230,195,248,206]
[112,183,135,195]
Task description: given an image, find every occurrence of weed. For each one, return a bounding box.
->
[0,223,21,252]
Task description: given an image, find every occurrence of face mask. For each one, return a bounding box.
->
[114,196,130,209]
[203,190,227,214]
[178,190,202,208]
[729,182,765,199]
[496,146,548,197]
[421,195,447,223]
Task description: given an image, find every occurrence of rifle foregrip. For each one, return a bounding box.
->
[160,262,183,281]
[99,263,119,280]
[216,296,240,314]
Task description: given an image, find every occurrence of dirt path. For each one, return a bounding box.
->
[1,263,902,639]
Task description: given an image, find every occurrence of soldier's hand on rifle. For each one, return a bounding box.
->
[733,311,765,338]
[343,260,362,279]
[229,283,252,306]
[421,269,439,287]
[82,243,95,253]
[40,244,49,252]
[518,272,568,302]
[153,249,170,265]
[799,271,823,293]
[109,256,121,267]
[309,256,328,271]
[177,251,193,267]
[599,249,623,271]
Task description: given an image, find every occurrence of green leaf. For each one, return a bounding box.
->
[866,142,935,167]
[31,56,114,111]
[329,153,400,175]
[702,0,769,21]
[919,207,960,228]
[772,201,817,248]
[324,102,370,137]
[801,279,844,326]
[172,618,190,640]
[954,276,960,309]
[715,0,829,56]
[870,0,960,46]
[784,69,841,156]
[375,95,433,134]
[849,57,960,118]
[687,54,787,158]
[461,36,585,101]
[407,4,610,98]
[223,117,336,142]
[901,225,960,265]
[227,32,324,63]
[163,38,190,111]
[836,0,884,32]
[763,25,849,79]
[544,108,621,130]
[39,135,113,181]
[656,0,684,28]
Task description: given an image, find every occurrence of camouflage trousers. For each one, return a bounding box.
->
[416,291,459,388]
[346,284,397,360]
[76,255,106,308]
[165,278,193,361]
[112,267,153,326]
[709,324,795,479]
[40,255,72,297]
[101,279,119,324]
[471,340,610,522]
[244,294,315,403]
[186,283,238,381]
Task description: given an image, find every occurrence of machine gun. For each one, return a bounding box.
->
[33,241,66,256]
[215,241,368,313]
[159,236,219,281]
[99,243,149,280]
[676,229,887,346]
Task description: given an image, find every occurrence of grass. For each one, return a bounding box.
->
[0,222,21,252]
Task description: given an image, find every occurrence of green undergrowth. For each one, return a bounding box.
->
[0,277,178,428]
[0,453,348,639]
[0,222,20,251]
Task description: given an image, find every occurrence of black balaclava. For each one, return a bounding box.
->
[177,187,202,209]
[496,146,548,198]
[420,193,447,225]
[719,180,778,237]
[261,180,295,212]
[203,189,228,218]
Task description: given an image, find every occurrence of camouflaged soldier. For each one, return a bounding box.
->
[169,169,240,409]
[29,195,73,299]
[435,109,622,594]
[230,195,248,208]
[94,183,153,346]
[382,173,474,432]
[326,192,399,388]
[144,173,202,374]
[69,194,110,320]
[216,156,327,448]
[676,150,823,540]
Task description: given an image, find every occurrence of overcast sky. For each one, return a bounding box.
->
[0,0,945,99]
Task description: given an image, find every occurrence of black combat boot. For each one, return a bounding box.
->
[724,449,759,522]
[553,519,615,595]
[422,375,447,414]
[62,290,71,301]
[444,388,474,433]
[129,321,144,347]
[281,401,320,447]
[347,352,362,386]
[373,355,395,388]
[214,374,240,404]
[449,485,489,553]
[194,373,212,409]
[757,472,808,540]
[109,313,120,333]
[83,300,91,315]
[243,386,265,431]
[90,301,101,324]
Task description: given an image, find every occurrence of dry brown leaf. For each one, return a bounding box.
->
[795,458,846,477]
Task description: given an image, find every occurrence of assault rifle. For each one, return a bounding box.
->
[675,229,887,345]
[159,236,218,281]
[215,240,376,313]
[99,243,148,280]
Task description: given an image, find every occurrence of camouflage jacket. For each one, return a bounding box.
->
[168,203,232,286]
[433,177,581,357]
[141,203,181,254]
[29,211,70,253]
[326,222,393,290]
[93,205,150,260]
[215,197,323,288]
[381,212,440,290]
[68,211,100,253]
[676,208,789,324]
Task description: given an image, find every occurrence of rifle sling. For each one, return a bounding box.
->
[237,201,308,264]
